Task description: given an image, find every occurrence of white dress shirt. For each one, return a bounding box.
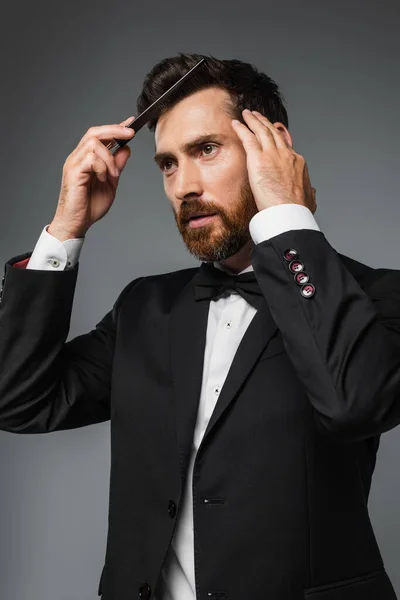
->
[25,204,320,599]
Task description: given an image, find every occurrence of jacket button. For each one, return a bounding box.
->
[138,582,152,599]
[301,283,315,298]
[168,500,177,518]
[283,248,298,261]
[294,271,309,285]
[288,259,304,273]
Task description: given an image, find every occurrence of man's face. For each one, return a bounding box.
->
[154,87,259,262]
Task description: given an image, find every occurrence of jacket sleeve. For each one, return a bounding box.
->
[0,251,142,433]
[251,229,400,442]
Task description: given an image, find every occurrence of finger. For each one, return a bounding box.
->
[114,144,131,174]
[80,151,109,183]
[80,123,135,146]
[231,118,262,155]
[119,115,135,126]
[251,110,290,149]
[242,109,278,149]
[76,137,121,178]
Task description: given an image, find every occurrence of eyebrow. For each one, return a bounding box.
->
[153,133,228,167]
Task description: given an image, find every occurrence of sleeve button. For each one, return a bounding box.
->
[289,260,304,273]
[283,248,298,261]
[301,283,315,298]
[294,272,309,285]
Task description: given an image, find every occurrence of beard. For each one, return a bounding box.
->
[172,178,259,262]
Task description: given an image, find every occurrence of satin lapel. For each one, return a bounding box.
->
[199,299,278,451]
[170,273,279,479]
[170,276,210,484]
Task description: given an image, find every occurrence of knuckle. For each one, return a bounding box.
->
[63,156,76,172]
[85,136,97,150]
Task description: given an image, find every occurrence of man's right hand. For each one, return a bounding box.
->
[48,116,136,241]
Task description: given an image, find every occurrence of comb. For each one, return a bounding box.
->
[106,58,206,156]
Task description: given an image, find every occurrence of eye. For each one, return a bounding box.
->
[160,144,218,174]
[161,160,174,173]
[201,143,217,156]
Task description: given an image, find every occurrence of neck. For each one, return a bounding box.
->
[218,239,255,274]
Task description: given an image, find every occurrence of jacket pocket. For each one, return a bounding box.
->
[304,568,397,600]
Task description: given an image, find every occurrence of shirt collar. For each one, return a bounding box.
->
[208,261,254,276]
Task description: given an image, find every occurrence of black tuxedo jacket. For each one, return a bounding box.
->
[0,229,399,600]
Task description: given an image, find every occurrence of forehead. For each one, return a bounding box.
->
[154,87,234,151]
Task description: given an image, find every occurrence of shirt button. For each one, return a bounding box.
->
[138,583,152,599]
[213,386,221,396]
[225,321,232,329]
[49,258,60,268]
[168,500,177,518]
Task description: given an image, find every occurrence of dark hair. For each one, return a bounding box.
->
[136,52,289,132]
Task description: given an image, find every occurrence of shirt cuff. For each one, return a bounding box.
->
[26,224,85,271]
[249,204,321,245]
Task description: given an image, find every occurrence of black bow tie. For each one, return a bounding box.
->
[192,262,264,310]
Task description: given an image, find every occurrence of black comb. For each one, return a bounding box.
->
[106,58,206,156]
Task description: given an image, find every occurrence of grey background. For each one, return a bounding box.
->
[1,0,399,598]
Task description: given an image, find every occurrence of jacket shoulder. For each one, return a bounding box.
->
[338,252,400,297]
[117,264,199,311]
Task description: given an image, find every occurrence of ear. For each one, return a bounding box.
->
[273,122,293,148]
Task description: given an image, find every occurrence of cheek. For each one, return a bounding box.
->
[201,150,247,189]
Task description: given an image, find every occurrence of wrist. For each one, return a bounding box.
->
[47,222,87,241]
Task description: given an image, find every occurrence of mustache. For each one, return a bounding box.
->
[179,202,220,222]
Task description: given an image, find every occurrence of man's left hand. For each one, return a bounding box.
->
[232,109,317,213]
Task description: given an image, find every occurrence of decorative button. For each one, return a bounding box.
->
[67,261,72,268]
[294,271,309,285]
[49,258,60,268]
[168,500,176,518]
[283,248,298,261]
[138,582,152,599]
[288,260,304,273]
[300,283,315,298]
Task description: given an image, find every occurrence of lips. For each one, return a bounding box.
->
[188,213,217,221]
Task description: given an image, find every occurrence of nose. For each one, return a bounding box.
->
[174,158,203,201]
